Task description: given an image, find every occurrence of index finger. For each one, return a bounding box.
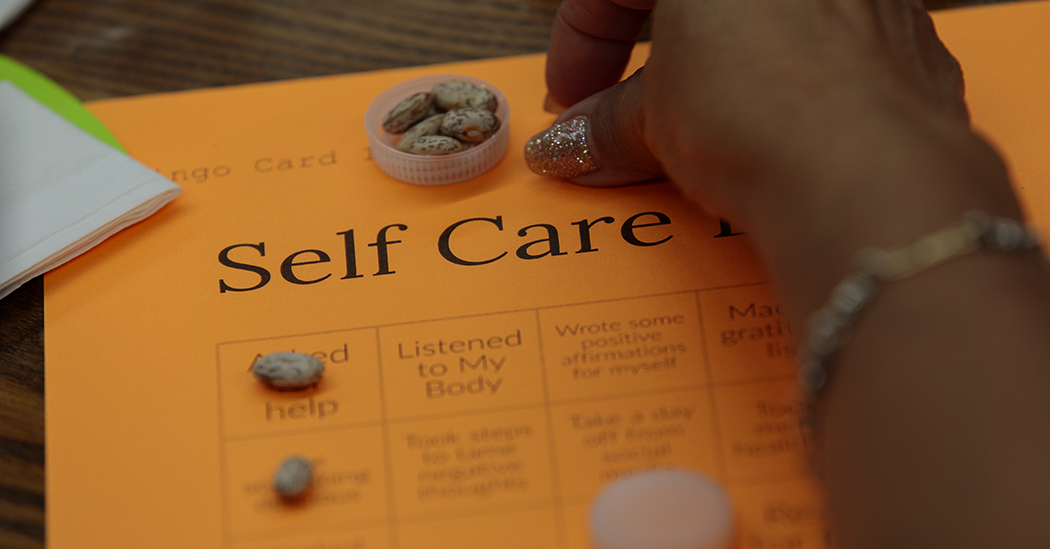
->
[545,0,655,110]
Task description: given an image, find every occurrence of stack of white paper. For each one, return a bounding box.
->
[0,80,181,299]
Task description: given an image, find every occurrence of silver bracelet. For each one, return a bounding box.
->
[799,210,1044,398]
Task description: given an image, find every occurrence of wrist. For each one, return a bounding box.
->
[739,110,1020,326]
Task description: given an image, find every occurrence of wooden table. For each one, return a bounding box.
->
[0,0,1003,546]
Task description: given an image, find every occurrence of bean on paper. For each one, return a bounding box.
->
[251,351,325,390]
[272,456,313,500]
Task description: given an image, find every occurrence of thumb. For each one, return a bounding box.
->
[524,68,663,186]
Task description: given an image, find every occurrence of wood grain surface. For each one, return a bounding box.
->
[0,0,1007,546]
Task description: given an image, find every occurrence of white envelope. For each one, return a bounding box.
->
[0,80,181,299]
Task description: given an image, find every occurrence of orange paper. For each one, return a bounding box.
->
[44,2,1050,548]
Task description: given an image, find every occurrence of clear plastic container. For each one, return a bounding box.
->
[364,74,510,186]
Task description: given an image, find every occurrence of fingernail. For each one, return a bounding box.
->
[543,93,567,115]
[523,116,599,179]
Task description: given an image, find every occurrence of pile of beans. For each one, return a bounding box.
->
[382,80,501,156]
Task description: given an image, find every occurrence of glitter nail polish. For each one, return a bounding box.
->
[523,116,599,179]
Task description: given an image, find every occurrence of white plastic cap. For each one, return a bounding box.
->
[364,74,510,186]
[590,470,735,549]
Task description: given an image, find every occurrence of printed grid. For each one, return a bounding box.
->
[215,283,828,549]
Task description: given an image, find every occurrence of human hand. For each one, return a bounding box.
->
[526,0,990,229]
[527,0,1026,323]
[528,7,1050,549]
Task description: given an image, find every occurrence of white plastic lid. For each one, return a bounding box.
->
[590,470,735,549]
[364,74,510,186]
